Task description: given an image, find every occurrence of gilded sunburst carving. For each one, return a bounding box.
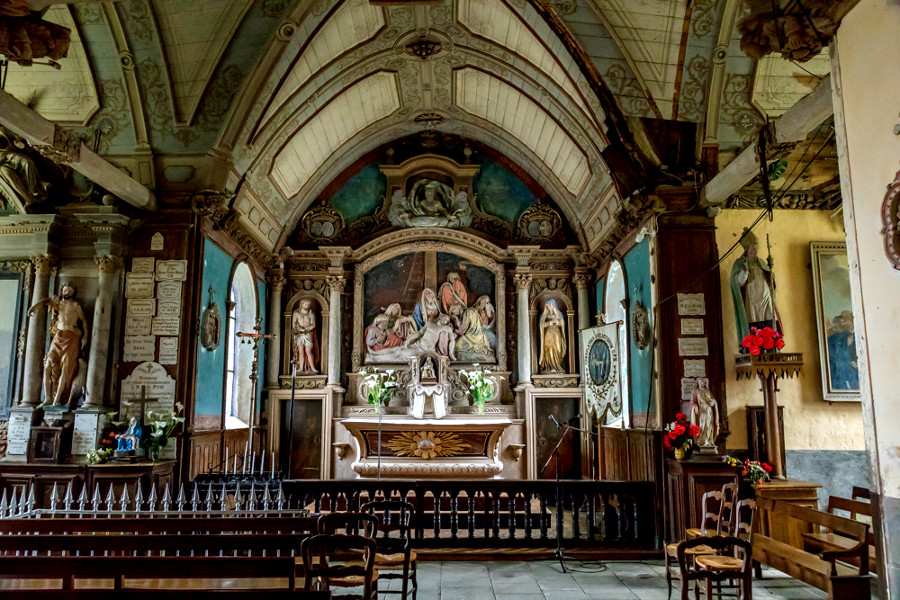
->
[386,431,469,459]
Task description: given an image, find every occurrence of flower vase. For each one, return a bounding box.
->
[149,445,161,462]
[674,447,686,460]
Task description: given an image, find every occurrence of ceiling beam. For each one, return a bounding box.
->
[701,74,833,207]
[0,90,156,211]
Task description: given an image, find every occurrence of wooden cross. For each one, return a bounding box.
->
[123,385,157,424]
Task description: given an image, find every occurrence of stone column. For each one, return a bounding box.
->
[266,270,286,387]
[514,273,532,386]
[83,256,122,408]
[325,275,346,386]
[21,255,53,406]
[573,272,592,331]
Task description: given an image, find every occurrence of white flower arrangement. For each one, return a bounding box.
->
[361,368,398,411]
[458,364,503,413]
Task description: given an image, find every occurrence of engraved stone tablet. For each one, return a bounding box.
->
[125,273,155,299]
[127,299,156,316]
[131,257,155,274]
[680,318,704,335]
[681,377,698,401]
[121,362,176,458]
[158,337,178,364]
[677,293,706,316]
[156,260,187,281]
[678,337,709,356]
[157,301,181,318]
[125,314,152,336]
[683,359,706,378]
[156,281,182,302]
[72,412,102,455]
[7,411,32,455]
[151,316,180,336]
[151,232,164,251]
[123,335,156,362]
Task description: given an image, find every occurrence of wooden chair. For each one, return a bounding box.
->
[301,533,378,600]
[361,500,418,600]
[677,536,753,600]
[667,491,723,599]
[732,499,756,539]
[317,512,379,538]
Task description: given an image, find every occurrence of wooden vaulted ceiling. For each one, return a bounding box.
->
[5,0,833,253]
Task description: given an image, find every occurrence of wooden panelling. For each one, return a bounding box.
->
[188,430,221,480]
[599,427,661,482]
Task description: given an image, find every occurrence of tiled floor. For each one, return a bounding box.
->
[392,560,877,599]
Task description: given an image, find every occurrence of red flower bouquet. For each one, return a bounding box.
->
[741,326,784,356]
[721,455,772,483]
[664,413,700,454]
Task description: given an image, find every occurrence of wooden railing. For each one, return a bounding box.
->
[282,479,659,550]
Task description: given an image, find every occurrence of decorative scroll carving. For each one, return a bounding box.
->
[531,277,571,300]
[515,202,564,243]
[881,165,900,270]
[353,461,502,478]
[192,189,235,226]
[513,273,532,292]
[405,37,442,60]
[94,255,123,274]
[726,191,841,210]
[326,275,346,294]
[31,254,55,275]
[594,194,666,258]
[266,269,287,292]
[738,0,851,62]
[300,200,344,242]
[572,273,591,290]
[35,125,81,164]
[3,260,33,290]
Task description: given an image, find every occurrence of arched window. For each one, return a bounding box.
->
[224,261,257,429]
[604,259,630,427]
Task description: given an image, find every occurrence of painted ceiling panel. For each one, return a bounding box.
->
[458,0,589,116]
[752,54,830,117]
[5,6,99,126]
[152,0,251,124]
[270,71,400,199]
[260,0,384,130]
[455,68,589,196]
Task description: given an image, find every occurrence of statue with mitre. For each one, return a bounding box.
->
[730,229,780,351]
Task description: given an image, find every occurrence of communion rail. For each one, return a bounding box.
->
[0,479,659,554]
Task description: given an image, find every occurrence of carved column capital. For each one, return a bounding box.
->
[513,273,532,292]
[572,273,592,290]
[31,254,55,275]
[94,255,124,274]
[326,275,346,294]
[266,269,287,292]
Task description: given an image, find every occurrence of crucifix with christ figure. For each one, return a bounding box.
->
[237,317,277,454]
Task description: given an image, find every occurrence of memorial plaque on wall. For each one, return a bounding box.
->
[156,260,187,281]
[157,301,181,318]
[123,335,156,362]
[680,318,704,335]
[156,281,182,302]
[158,337,178,364]
[125,314,152,336]
[128,299,156,316]
[678,337,709,356]
[151,232,164,251]
[72,412,103,455]
[683,359,706,378]
[125,274,155,299]
[681,377,699,400]
[121,362,176,459]
[7,412,32,455]
[152,316,180,336]
[677,293,706,316]
[131,257,155,274]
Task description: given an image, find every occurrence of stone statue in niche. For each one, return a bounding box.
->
[730,229,781,350]
[0,133,47,212]
[421,357,436,380]
[690,378,719,451]
[387,179,473,229]
[292,299,319,374]
[200,286,221,352]
[539,299,566,373]
[28,282,87,407]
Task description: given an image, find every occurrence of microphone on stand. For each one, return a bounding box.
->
[548,414,561,428]
[566,413,583,426]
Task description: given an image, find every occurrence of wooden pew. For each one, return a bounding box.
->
[0,515,317,536]
[0,555,300,590]
[752,497,871,600]
[802,496,878,574]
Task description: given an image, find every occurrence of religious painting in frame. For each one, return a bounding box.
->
[580,324,621,421]
[533,396,582,480]
[810,242,860,401]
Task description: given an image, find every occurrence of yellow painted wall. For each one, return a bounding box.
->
[716,209,865,451]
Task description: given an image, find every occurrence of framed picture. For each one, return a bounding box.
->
[810,242,861,401]
[27,427,64,463]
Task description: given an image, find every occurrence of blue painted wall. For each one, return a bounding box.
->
[195,239,232,417]
[331,164,387,222]
[595,278,605,321]
[623,239,654,416]
[472,160,538,223]
[256,279,266,411]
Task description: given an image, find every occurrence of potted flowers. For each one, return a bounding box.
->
[458,364,501,414]
[145,402,185,462]
[741,326,784,355]
[721,455,772,483]
[664,413,700,459]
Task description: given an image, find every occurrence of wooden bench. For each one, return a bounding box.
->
[0,515,317,536]
[802,495,878,574]
[0,555,301,590]
[752,497,871,600]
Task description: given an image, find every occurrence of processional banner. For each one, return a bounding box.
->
[580,324,621,421]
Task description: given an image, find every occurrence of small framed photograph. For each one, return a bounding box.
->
[27,427,63,463]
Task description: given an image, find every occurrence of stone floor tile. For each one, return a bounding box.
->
[437,587,498,600]
[542,591,588,600]
[493,595,546,600]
